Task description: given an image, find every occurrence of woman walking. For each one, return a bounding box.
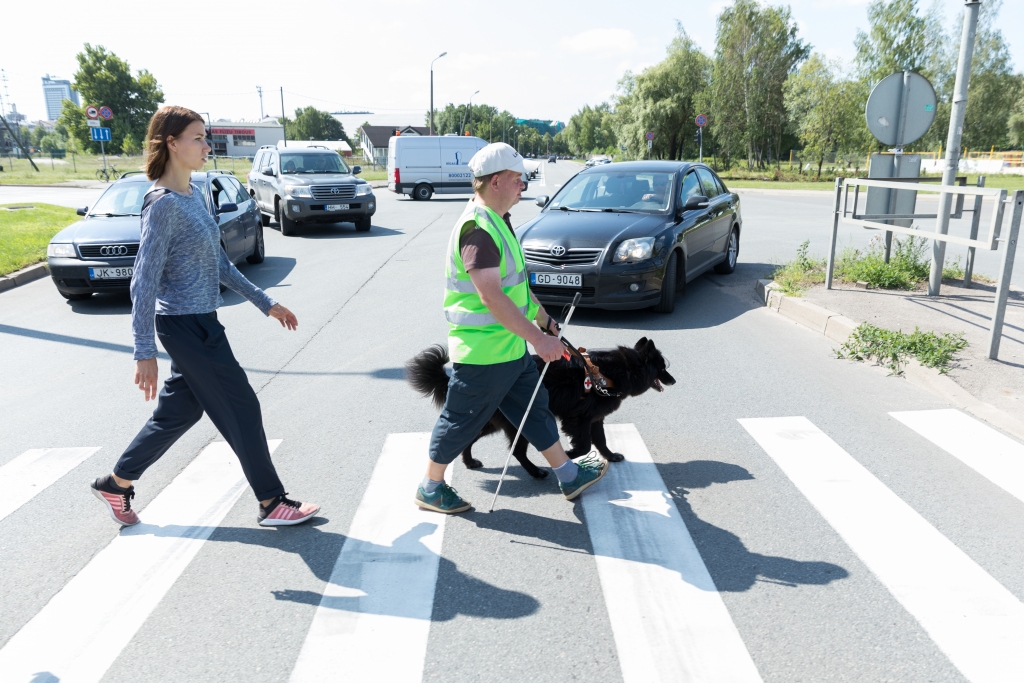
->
[90,105,319,527]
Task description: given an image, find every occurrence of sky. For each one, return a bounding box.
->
[1,0,1021,130]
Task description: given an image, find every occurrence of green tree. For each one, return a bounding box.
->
[563,103,616,155]
[39,132,67,154]
[122,132,141,156]
[57,101,91,153]
[288,106,349,142]
[72,44,163,154]
[786,54,865,178]
[702,0,809,169]
[31,126,48,149]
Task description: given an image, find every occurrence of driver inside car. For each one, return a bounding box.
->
[641,175,670,203]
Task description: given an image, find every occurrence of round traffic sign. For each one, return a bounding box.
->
[98,106,113,120]
[695,114,708,127]
[864,72,936,146]
[645,131,655,141]
[86,106,99,119]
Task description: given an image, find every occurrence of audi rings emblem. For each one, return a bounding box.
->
[550,245,566,257]
[330,187,341,195]
[99,245,129,256]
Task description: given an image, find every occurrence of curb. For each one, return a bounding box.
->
[0,262,49,294]
[755,279,1024,442]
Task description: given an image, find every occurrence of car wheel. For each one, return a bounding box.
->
[714,228,739,274]
[59,290,91,301]
[280,211,299,236]
[413,183,433,201]
[355,216,372,232]
[653,252,678,314]
[247,222,266,263]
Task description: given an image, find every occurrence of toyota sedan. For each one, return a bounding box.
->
[521,161,741,314]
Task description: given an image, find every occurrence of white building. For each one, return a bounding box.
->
[41,75,79,121]
[209,119,283,158]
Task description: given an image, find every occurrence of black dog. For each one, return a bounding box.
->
[406,337,675,478]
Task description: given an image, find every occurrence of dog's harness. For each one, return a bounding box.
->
[559,335,621,398]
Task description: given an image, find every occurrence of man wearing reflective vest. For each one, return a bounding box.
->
[416,143,608,514]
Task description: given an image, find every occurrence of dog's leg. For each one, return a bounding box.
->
[461,435,484,470]
[563,421,594,459]
[591,420,624,462]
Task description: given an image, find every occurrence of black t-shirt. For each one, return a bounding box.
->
[459,212,513,271]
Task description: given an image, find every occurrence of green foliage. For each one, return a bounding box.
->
[835,235,930,289]
[71,44,163,154]
[771,239,826,295]
[563,104,616,156]
[31,126,48,149]
[288,106,349,142]
[121,132,141,156]
[838,323,967,374]
[0,203,79,275]
[39,133,67,154]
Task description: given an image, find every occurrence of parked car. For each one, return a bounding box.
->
[47,171,264,301]
[247,145,374,235]
[520,161,741,314]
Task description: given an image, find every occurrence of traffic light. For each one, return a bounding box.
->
[693,129,701,145]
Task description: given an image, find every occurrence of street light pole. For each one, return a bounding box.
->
[462,90,479,136]
[430,52,447,136]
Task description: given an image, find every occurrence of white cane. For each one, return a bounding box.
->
[488,291,582,513]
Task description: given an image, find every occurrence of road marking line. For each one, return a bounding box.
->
[289,433,447,683]
[0,447,100,523]
[582,424,763,683]
[739,416,1024,683]
[0,439,279,683]
[890,408,1024,505]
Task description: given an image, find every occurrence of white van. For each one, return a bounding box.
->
[387,135,528,200]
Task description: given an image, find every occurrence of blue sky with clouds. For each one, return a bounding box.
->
[1,0,1020,126]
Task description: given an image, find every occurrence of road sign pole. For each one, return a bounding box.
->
[100,139,106,176]
[699,128,703,164]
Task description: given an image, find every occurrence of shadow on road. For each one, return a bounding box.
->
[221,256,296,307]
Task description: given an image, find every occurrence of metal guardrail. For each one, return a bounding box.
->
[826,177,1022,360]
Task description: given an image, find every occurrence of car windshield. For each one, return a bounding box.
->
[549,171,674,213]
[279,153,348,174]
[89,181,149,216]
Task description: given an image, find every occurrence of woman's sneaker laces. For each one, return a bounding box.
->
[90,475,141,526]
[258,494,320,526]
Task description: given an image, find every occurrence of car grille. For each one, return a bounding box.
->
[90,278,131,288]
[530,285,596,298]
[78,244,139,259]
[524,247,603,266]
[310,185,356,200]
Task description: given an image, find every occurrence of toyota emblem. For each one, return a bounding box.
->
[550,245,566,257]
[99,245,129,256]
[330,187,341,195]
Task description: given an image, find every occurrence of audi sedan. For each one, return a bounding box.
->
[46,171,264,301]
[520,161,741,314]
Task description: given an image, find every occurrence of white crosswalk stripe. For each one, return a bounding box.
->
[0,439,280,683]
[0,447,101,523]
[740,416,1024,683]
[891,408,1024,505]
[289,432,450,682]
[582,424,763,683]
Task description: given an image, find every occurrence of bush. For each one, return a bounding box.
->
[837,323,968,375]
[771,239,826,294]
[834,235,930,290]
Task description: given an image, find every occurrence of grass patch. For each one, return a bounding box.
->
[0,203,79,276]
[771,240,826,294]
[837,323,967,375]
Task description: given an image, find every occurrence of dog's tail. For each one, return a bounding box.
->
[405,344,451,410]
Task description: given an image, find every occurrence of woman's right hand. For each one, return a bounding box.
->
[135,358,159,401]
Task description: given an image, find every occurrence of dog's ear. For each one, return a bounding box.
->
[634,337,649,352]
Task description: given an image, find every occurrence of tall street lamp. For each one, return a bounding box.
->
[462,90,479,136]
[429,52,447,136]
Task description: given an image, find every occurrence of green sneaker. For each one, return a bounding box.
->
[415,483,472,514]
[559,453,609,500]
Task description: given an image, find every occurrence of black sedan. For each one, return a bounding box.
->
[520,161,741,314]
[47,171,264,300]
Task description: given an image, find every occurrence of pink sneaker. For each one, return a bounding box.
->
[90,475,141,526]
[258,495,319,526]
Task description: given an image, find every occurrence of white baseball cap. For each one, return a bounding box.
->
[468,142,525,177]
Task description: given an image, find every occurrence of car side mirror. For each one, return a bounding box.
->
[536,195,549,208]
[216,202,238,214]
[351,165,362,175]
[682,195,710,212]
[262,168,275,176]
[76,207,88,216]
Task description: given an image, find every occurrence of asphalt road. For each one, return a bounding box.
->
[1,161,1023,682]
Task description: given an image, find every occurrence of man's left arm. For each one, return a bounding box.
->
[530,290,559,336]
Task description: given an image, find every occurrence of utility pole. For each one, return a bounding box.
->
[0,114,37,171]
[462,90,479,137]
[928,0,981,296]
[430,52,447,136]
[256,86,264,119]
[280,87,287,147]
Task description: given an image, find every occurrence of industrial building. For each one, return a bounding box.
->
[41,75,79,121]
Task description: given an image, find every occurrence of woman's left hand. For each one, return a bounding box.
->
[269,304,298,330]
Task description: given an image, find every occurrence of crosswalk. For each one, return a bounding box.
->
[1,409,1022,682]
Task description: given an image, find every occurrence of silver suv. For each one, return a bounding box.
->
[247,146,376,236]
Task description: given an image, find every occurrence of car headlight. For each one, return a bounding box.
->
[613,237,655,263]
[355,184,373,196]
[47,243,77,258]
[284,185,311,198]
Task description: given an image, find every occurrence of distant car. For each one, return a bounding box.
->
[520,161,741,314]
[47,171,264,301]
[248,145,374,235]
[548,155,557,163]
